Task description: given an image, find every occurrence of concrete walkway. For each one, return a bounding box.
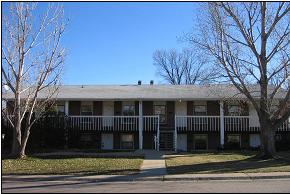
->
[138,150,168,177]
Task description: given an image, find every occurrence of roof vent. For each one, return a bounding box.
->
[150,80,154,85]
[138,80,142,85]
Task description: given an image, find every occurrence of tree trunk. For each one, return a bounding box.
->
[19,126,31,159]
[10,121,22,158]
[259,120,276,158]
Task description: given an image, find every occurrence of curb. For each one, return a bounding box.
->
[3,174,290,183]
[163,175,290,181]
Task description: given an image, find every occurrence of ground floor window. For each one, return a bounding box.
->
[121,134,134,149]
[194,134,208,150]
[226,134,241,148]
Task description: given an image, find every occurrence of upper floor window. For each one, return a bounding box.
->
[122,101,135,116]
[45,102,65,116]
[56,104,65,115]
[193,101,207,115]
[154,104,166,124]
[81,101,93,115]
[228,104,242,116]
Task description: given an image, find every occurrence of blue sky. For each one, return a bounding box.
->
[3,2,199,85]
[62,2,199,85]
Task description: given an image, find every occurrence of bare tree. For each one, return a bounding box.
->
[153,49,215,85]
[2,2,66,158]
[187,2,290,158]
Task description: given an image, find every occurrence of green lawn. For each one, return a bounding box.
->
[166,152,290,174]
[2,156,143,175]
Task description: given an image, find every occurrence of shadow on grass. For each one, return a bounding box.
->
[167,156,290,174]
[165,151,258,159]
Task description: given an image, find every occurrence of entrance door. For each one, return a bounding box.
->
[101,133,113,150]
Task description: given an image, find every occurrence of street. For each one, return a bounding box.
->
[2,179,290,193]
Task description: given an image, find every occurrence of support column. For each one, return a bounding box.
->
[139,101,143,150]
[174,114,177,152]
[64,101,69,149]
[157,115,160,151]
[220,101,225,148]
[65,101,69,116]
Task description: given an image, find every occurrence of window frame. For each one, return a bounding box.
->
[154,104,167,124]
[122,101,135,116]
[226,134,241,148]
[56,104,65,115]
[81,101,93,116]
[227,104,242,116]
[193,101,207,116]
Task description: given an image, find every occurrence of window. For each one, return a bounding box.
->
[154,105,166,124]
[193,101,207,116]
[81,102,93,115]
[194,105,207,115]
[122,102,135,124]
[228,105,242,116]
[194,134,208,150]
[57,105,65,115]
[226,134,241,148]
[121,134,134,149]
[122,102,135,116]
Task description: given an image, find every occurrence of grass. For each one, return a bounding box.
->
[2,156,143,175]
[166,151,290,174]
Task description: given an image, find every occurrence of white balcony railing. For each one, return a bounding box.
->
[143,116,159,131]
[175,116,220,132]
[68,115,159,131]
[277,118,290,132]
[176,115,250,132]
[66,115,289,132]
[224,116,249,132]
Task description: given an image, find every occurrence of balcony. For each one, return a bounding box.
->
[175,116,249,132]
[68,115,159,131]
[175,115,289,132]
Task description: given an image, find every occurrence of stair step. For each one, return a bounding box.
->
[159,132,174,151]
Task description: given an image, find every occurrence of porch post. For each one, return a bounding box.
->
[220,101,225,148]
[157,115,160,151]
[64,101,69,149]
[65,101,69,116]
[139,101,143,150]
[174,114,177,152]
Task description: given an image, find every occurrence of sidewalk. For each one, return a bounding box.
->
[138,150,167,177]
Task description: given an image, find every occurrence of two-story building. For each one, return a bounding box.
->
[4,83,290,151]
